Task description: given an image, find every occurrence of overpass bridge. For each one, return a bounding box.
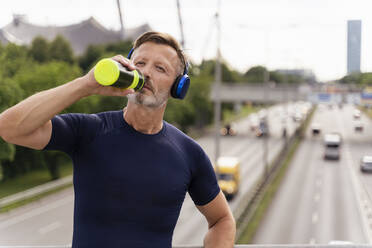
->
[210,83,362,104]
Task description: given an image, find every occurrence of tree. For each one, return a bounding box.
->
[14,61,82,98]
[29,36,49,63]
[7,61,82,180]
[105,41,132,55]
[49,35,74,64]
[0,80,23,180]
[244,66,267,83]
[360,73,372,85]
[78,44,105,72]
[0,43,29,78]
[199,59,241,83]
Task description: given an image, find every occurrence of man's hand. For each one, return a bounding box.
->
[80,55,136,97]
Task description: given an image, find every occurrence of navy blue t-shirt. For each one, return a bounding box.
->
[44,110,220,248]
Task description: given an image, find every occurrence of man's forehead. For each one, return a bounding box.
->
[133,43,179,63]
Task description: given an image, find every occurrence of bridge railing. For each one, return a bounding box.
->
[1,245,372,248]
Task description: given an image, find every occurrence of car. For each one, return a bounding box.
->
[354,121,363,132]
[256,119,269,137]
[353,109,361,119]
[220,124,236,136]
[249,114,260,132]
[293,112,303,122]
[311,123,321,135]
[360,156,372,172]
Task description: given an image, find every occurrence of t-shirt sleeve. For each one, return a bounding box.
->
[43,113,101,155]
[188,148,220,206]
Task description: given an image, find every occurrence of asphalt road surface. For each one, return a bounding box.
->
[253,104,372,245]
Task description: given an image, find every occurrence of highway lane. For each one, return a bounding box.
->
[253,104,370,244]
[0,103,303,246]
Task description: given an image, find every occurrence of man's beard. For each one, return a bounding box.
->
[127,85,169,108]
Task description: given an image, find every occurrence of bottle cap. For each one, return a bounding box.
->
[94,59,120,86]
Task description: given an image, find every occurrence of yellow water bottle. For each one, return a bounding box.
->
[94,58,144,91]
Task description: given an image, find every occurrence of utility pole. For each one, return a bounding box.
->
[176,0,185,48]
[116,0,125,40]
[263,70,269,178]
[214,1,222,165]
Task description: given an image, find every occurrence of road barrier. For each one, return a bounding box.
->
[0,176,73,210]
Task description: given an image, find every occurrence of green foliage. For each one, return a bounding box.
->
[199,59,241,83]
[78,44,105,72]
[78,41,132,73]
[360,73,372,85]
[49,35,74,64]
[105,41,132,55]
[244,66,267,83]
[28,36,49,63]
[268,71,284,84]
[14,61,82,98]
[0,78,24,112]
[0,43,30,78]
[338,72,372,86]
[0,140,16,163]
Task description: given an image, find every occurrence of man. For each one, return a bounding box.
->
[0,31,235,248]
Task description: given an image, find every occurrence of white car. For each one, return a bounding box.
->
[353,109,361,119]
[360,156,372,172]
[311,123,321,135]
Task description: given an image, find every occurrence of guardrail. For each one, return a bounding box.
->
[0,175,73,209]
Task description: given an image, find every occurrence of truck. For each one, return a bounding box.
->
[323,133,342,160]
[215,157,240,200]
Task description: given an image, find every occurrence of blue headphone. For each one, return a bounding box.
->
[127,48,190,99]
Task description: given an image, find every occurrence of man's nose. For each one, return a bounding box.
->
[138,64,151,78]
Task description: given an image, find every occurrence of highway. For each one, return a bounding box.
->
[253,104,372,245]
[0,103,305,246]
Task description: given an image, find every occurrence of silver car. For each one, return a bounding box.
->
[360,156,372,172]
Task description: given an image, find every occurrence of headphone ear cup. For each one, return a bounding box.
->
[171,75,190,99]
[171,75,182,99]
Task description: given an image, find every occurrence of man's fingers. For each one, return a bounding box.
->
[111,54,136,71]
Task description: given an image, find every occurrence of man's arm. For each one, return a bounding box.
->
[197,191,236,248]
[0,55,135,150]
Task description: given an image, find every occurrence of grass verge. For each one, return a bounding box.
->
[237,105,316,243]
[237,137,300,243]
[0,163,72,199]
[0,183,72,213]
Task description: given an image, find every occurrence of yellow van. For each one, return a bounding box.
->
[215,157,240,200]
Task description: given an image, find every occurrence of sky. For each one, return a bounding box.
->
[1,0,372,81]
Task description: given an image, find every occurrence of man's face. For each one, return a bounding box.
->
[127,42,180,108]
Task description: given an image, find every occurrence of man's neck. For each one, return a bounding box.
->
[123,102,166,134]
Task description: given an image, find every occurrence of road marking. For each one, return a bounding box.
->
[0,195,73,230]
[312,212,319,224]
[337,111,372,244]
[38,221,61,235]
[314,193,320,202]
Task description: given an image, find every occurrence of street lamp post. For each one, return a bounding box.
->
[214,8,222,166]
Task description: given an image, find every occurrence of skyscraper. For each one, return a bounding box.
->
[347,20,362,74]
